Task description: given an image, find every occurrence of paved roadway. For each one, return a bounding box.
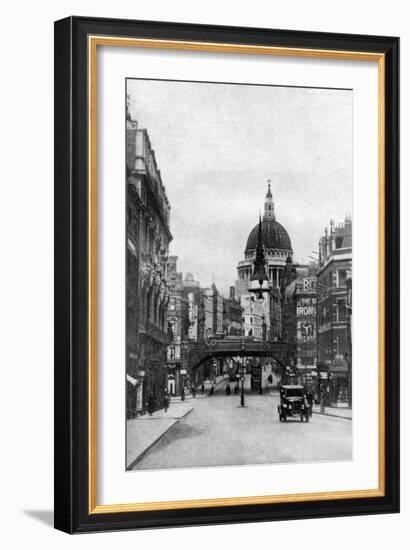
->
[133,376,352,470]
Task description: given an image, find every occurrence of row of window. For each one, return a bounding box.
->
[145,287,167,331]
[239,267,283,281]
[243,316,263,326]
[319,268,350,289]
[319,298,347,325]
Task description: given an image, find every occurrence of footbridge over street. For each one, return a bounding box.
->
[185,338,290,371]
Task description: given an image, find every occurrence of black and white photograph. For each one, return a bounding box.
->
[0,0,402,542]
[125,78,353,471]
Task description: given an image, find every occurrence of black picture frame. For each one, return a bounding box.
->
[54,15,399,533]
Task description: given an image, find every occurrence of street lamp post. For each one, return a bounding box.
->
[248,215,270,304]
[245,214,270,408]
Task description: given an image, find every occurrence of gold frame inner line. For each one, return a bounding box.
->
[88,35,386,514]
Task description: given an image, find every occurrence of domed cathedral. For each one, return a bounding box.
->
[236,183,293,341]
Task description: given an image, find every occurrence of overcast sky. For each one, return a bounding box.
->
[127,79,352,296]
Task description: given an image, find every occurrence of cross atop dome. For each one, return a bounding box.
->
[264,180,275,220]
[266,180,273,199]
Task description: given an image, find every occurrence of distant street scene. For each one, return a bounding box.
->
[126,79,353,470]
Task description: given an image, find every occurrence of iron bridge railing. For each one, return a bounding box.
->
[185,339,290,370]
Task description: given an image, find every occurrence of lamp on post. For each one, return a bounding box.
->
[244,214,270,406]
[248,215,269,303]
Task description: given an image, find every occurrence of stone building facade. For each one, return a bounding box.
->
[223,287,243,337]
[240,295,265,340]
[316,217,352,404]
[166,256,190,396]
[126,110,172,416]
[283,275,318,381]
[211,284,224,337]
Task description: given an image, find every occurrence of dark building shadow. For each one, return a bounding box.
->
[23,510,54,527]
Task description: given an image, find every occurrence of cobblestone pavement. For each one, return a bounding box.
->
[132,375,352,470]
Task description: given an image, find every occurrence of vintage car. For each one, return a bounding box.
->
[278,384,311,422]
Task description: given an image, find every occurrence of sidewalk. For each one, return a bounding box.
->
[126,401,193,469]
[312,404,352,420]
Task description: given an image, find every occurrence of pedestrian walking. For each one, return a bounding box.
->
[319,392,325,413]
[147,391,155,416]
[164,391,170,413]
[181,387,185,401]
[209,385,214,396]
[192,386,196,398]
[201,383,205,394]
[225,383,231,395]
[306,390,313,417]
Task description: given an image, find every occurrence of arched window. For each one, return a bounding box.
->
[146,288,152,322]
[153,293,159,325]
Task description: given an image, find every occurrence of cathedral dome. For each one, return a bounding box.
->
[245,218,292,252]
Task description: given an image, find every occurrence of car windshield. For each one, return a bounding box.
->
[284,389,303,397]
